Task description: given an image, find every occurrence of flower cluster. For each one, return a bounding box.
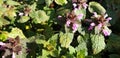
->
[88,12,112,36]
[65,0,88,33]
[0,36,22,58]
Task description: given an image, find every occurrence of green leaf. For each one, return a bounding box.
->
[54,0,68,5]
[7,0,20,5]
[8,28,26,39]
[45,0,53,6]
[57,7,70,16]
[69,46,75,54]
[0,18,10,27]
[88,1,106,15]
[77,50,86,58]
[75,35,88,56]
[30,2,36,11]
[18,16,30,23]
[0,0,3,5]
[0,31,8,41]
[48,34,58,47]
[59,32,74,48]
[91,34,105,54]
[30,10,49,24]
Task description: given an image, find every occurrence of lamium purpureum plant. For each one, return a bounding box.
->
[0,0,113,58]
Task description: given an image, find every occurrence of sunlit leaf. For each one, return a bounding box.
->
[0,18,10,27]
[91,34,105,54]
[59,32,74,48]
[54,0,68,5]
[0,31,8,41]
[45,0,53,6]
[8,28,26,39]
[30,10,49,24]
[88,1,106,15]
[18,16,30,23]
[7,0,20,5]
[76,35,88,56]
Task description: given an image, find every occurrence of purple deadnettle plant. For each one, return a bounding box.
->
[89,12,112,36]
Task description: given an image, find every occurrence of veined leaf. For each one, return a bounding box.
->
[88,1,106,15]
[8,28,26,39]
[91,34,106,54]
[59,32,74,48]
[54,0,68,6]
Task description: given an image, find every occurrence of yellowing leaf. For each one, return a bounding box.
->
[8,28,26,39]
[55,0,68,5]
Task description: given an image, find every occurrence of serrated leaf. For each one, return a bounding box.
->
[59,32,74,48]
[55,0,68,5]
[7,0,20,5]
[88,1,106,15]
[8,28,26,39]
[91,34,105,54]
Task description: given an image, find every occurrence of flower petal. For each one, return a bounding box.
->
[77,14,83,20]
[72,23,78,33]
[66,20,71,27]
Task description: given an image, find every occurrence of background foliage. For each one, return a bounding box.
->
[0,0,120,58]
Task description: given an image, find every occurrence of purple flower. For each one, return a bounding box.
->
[88,22,95,30]
[72,23,79,33]
[12,52,15,58]
[97,23,102,30]
[93,12,98,17]
[0,42,5,46]
[77,14,83,20]
[66,20,71,27]
[102,29,111,36]
[82,3,88,9]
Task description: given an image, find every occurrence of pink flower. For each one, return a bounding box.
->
[12,52,15,58]
[72,23,79,33]
[0,42,5,46]
[66,20,71,27]
[88,22,95,30]
[77,14,83,20]
[97,23,102,30]
[82,3,88,9]
[102,29,111,36]
[93,12,98,17]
